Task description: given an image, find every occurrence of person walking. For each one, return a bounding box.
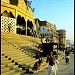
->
[65,48,70,64]
[53,56,59,75]
[46,53,55,75]
[8,23,11,32]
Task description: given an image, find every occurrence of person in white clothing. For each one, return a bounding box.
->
[53,56,59,75]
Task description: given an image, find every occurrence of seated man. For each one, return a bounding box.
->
[32,60,42,70]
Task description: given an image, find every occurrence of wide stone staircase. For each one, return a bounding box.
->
[1,32,48,75]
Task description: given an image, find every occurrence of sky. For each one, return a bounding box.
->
[29,0,74,42]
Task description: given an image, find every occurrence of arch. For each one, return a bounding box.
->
[8,12,15,18]
[27,20,33,36]
[3,10,8,13]
[17,15,26,35]
[16,15,23,35]
[30,21,33,28]
[17,15,22,25]
[27,20,33,28]
[17,15,26,26]
[27,20,30,36]
[21,17,26,35]
[27,20,31,27]
[1,10,15,18]
[21,17,26,26]
[1,10,9,17]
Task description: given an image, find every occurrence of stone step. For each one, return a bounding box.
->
[1,57,9,61]
[13,58,33,63]
[12,72,22,75]
[15,57,35,62]
[1,67,10,73]
[1,70,15,75]
[4,51,29,57]
[1,60,12,64]
[2,62,15,67]
[12,65,19,69]
[15,58,36,65]
[7,54,26,58]
[1,65,6,69]
[9,56,29,61]
[26,60,38,66]
[7,63,15,66]
[12,67,23,72]
[3,49,24,52]
[6,52,29,56]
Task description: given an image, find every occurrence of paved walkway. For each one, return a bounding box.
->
[29,53,74,75]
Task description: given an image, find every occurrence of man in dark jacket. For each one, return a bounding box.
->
[46,53,55,75]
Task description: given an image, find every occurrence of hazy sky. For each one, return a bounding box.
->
[30,0,74,41]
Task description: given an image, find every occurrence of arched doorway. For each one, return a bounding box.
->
[17,15,22,34]
[21,17,26,35]
[27,20,33,36]
[9,12,15,18]
[17,15,26,35]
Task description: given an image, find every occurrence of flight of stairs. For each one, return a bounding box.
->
[1,32,48,75]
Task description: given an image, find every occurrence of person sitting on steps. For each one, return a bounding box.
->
[32,60,42,70]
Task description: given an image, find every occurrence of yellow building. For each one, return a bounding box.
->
[1,0,35,35]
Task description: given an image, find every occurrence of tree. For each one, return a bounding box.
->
[24,0,35,12]
[31,8,35,12]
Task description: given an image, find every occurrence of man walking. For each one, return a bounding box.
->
[46,52,55,75]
